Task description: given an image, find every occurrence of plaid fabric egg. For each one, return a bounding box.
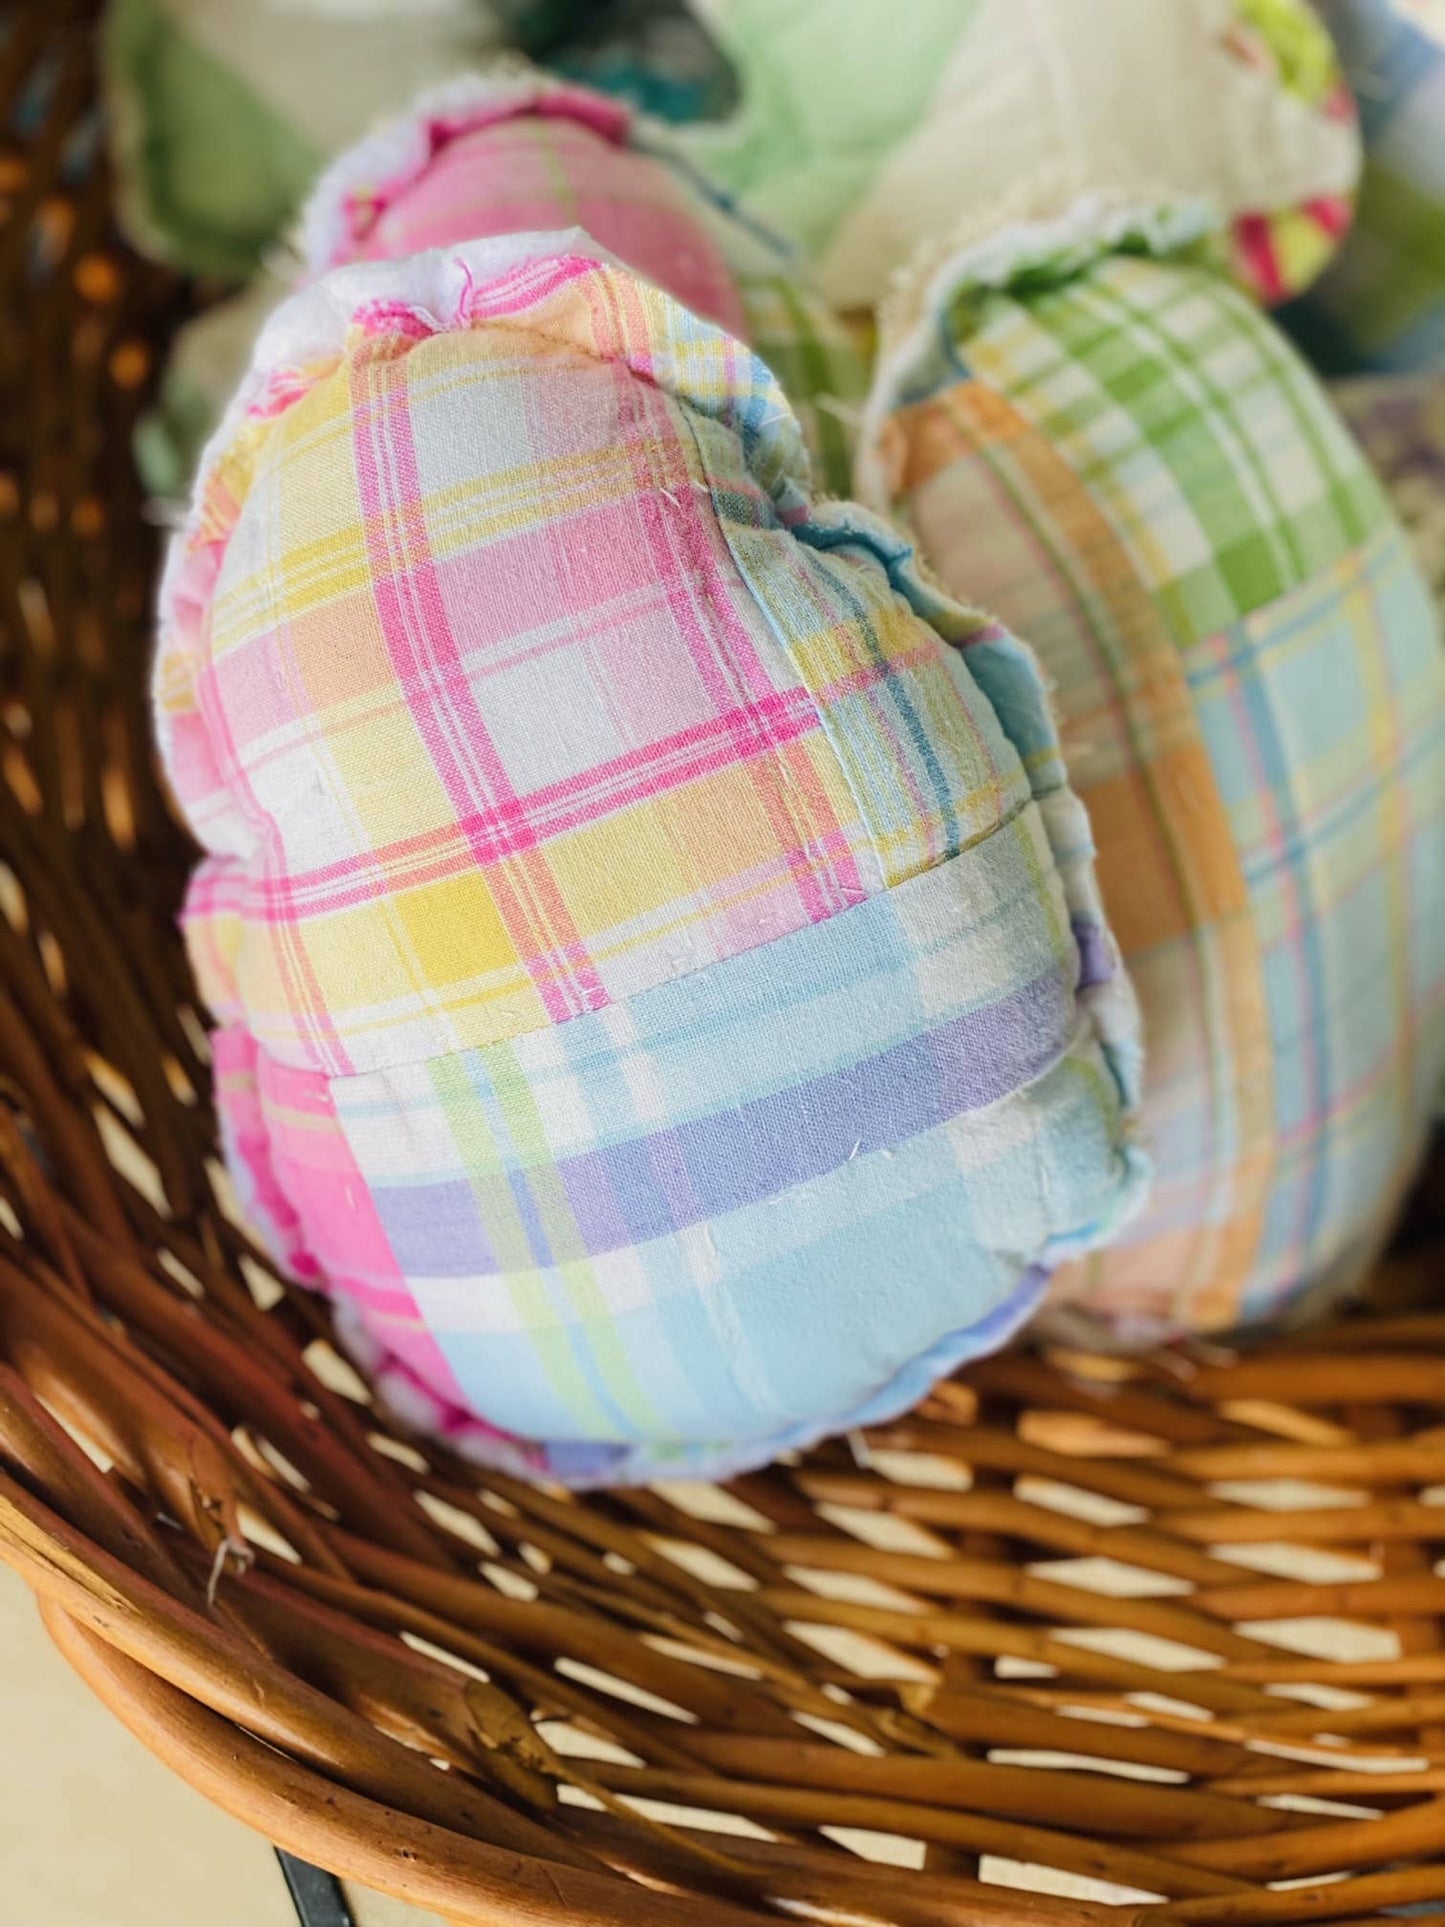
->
[155,226,1144,1485]
[862,201,1445,1343]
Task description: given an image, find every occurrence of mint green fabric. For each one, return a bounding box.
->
[679,0,1356,314]
[105,0,545,280]
[682,0,972,265]
[108,0,318,280]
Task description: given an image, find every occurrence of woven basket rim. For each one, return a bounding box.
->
[0,9,1442,1924]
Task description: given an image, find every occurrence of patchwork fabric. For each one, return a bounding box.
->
[1283,0,1445,373]
[172,284,1021,1075]
[214,828,1130,1483]
[680,0,1358,310]
[866,216,1445,1338]
[161,236,1144,1480]
[212,1022,556,1478]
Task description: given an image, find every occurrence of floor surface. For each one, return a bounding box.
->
[0,1561,447,1927]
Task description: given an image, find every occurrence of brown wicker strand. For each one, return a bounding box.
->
[0,10,1442,1924]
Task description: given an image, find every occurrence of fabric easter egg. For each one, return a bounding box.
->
[861,202,1445,1343]
[680,0,1359,312]
[155,234,1144,1484]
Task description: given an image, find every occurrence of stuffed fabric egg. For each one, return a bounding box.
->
[837,5,1445,1339]
[155,79,1144,1483]
[297,73,867,495]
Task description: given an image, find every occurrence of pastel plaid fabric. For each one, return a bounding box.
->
[867,230,1445,1338]
[301,73,866,498]
[158,238,1144,1481]
[212,821,1133,1484]
[1284,0,1445,373]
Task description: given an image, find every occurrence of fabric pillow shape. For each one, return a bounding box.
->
[154,229,1145,1484]
[300,72,867,496]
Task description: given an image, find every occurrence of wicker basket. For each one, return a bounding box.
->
[3,9,1445,1923]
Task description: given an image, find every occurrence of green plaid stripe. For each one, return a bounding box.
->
[739,272,867,500]
[963,254,1390,643]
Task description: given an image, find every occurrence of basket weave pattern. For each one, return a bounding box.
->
[1,10,1445,1923]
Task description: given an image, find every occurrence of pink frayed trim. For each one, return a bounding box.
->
[352,297,442,340]
[248,368,324,420]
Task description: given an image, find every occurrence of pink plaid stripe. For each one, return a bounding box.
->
[314,77,748,337]
[162,246,1032,1075]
